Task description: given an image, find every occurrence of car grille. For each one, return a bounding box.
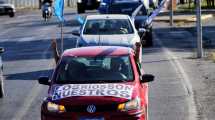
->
[65,104,118,112]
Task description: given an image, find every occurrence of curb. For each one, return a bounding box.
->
[186,14,213,22]
[211,52,215,63]
[207,52,215,63]
[154,14,213,22]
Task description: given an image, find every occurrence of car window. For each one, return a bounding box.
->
[54,56,134,84]
[83,19,134,35]
[114,0,139,3]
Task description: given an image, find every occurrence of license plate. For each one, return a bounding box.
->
[79,116,104,120]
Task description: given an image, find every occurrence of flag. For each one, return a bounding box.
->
[54,0,64,21]
[146,0,167,24]
[76,15,85,25]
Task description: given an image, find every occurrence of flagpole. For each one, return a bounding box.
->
[60,0,64,54]
[61,21,63,54]
[54,0,64,54]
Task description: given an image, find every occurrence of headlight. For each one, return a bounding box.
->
[118,98,141,111]
[47,102,66,113]
[11,5,15,9]
[78,0,82,3]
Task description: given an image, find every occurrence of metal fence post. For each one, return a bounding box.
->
[196,0,203,58]
[170,0,174,26]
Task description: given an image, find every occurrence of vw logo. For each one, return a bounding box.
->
[86,105,96,113]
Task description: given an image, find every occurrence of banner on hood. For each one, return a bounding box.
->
[52,84,133,100]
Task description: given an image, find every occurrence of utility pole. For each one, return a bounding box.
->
[196,0,203,58]
[170,0,174,26]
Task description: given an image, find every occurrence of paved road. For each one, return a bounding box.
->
[150,20,215,120]
[0,9,80,120]
[0,9,215,120]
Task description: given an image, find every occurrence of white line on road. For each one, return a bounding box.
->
[155,35,198,120]
[11,43,53,120]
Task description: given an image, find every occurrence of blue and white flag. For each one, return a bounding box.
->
[54,0,64,22]
[76,15,85,25]
[146,0,167,24]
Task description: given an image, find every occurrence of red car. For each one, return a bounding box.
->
[38,45,154,120]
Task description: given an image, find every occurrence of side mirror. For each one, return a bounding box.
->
[141,74,154,83]
[138,28,146,33]
[38,76,50,85]
[0,47,4,54]
[72,30,80,36]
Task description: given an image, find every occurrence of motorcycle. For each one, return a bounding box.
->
[42,2,52,21]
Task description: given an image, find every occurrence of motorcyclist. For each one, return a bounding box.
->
[41,0,53,19]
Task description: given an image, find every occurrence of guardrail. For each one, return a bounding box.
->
[4,0,77,9]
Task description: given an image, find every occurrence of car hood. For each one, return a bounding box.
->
[80,34,140,48]
[49,83,136,105]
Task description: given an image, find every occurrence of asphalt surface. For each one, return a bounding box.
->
[0,9,215,120]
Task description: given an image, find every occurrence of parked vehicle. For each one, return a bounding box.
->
[0,47,4,98]
[0,0,15,17]
[38,45,154,120]
[77,0,101,13]
[42,2,52,21]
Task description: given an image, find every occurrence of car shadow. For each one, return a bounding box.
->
[143,25,215,56]
[0,38,77,62]
[5,69,53,80]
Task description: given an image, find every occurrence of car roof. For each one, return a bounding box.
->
[63,46,133,57]
[86,14,130,20]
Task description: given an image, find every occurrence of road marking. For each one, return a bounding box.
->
[154,35,198,120]
[11,43,53,120]
[11,84,43,120]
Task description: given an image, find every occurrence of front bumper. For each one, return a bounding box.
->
[41,111,145,120]
[41,101,145,120]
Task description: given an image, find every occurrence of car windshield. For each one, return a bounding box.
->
[54,56,134,84]
[83,19,134,35]
[113,0,139,3]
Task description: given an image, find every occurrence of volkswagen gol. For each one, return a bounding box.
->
[39,46,154,120]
